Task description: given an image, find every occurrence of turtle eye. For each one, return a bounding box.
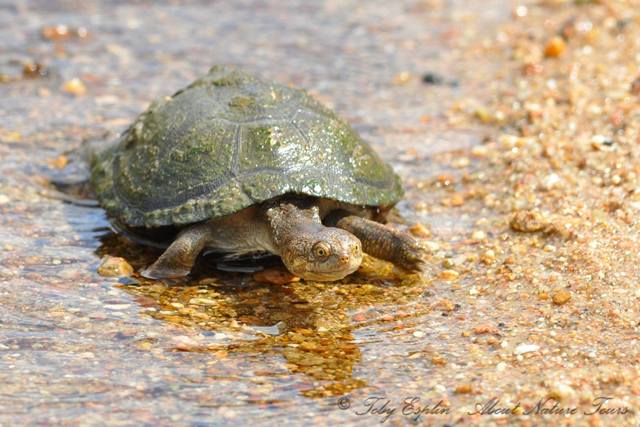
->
[312,242,331,260]
[351,242,361,255]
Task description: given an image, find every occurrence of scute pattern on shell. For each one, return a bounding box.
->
[91,65,403,227]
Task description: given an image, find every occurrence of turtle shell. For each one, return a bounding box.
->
[91,65,403,227]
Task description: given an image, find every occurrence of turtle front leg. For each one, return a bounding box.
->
[336,216,424,272]
[141,223,212,279]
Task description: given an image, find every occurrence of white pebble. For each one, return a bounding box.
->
[541,173,561,190]
[424,241,440,252]
[514,343,540,355]
[471,230,486,241]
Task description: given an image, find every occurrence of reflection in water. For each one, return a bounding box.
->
[96,231,430,398]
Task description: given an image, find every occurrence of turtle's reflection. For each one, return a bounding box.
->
[97,232,427,398]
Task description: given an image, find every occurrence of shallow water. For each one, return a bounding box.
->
[3,1,639,426]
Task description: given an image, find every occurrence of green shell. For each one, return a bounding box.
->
[91,65,403,228]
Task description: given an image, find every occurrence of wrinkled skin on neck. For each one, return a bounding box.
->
[265,199,363,281]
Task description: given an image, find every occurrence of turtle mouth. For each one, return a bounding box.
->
[297,256,362,282]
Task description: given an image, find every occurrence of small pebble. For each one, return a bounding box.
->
[352,313,367,322]
[450,194,465,206]
[41,24,89,41]
[481,249,496,264]
[471,145,488,157]
[421,72,444,85]
[454,384,473,394]
[299,341,319,351]
[423,241,440,252]
[436,299,455,312]
[590,134,613,150]
[409,223,431,238]
[104,303,131,310]
[43,25,71,40]
[171,335,201,352]
[62,78,87,96]
[544,36,566,58]
[513,5,528,17]
[452,157,470,168]
[541,173,562,191]
[552,289,572,305]
[509,210,548,233]
[97,255,133,277]
[474,107,493,123]
[442,258,456,268]
[437,174,456,185]
[393,71,412,85]
[473,325,499,335]
[630,76,640,96]
[253,267,300,285]
[49,155,69,169]
[136,341,153,351]
[514,343,540,355]
[439,269,459,281]
[431,355,447,366]
[547,382,576,401]
[22,62,48,79]
[471,230,486,241]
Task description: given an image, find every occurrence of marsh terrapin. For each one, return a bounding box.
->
[91,65,423,281]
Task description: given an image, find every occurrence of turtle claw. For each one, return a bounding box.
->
[394,235,427,273]
[140,262,191,280]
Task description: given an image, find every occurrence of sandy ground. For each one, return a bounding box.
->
[1,0,639,425]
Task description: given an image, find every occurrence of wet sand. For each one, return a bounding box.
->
[1,0,639,425]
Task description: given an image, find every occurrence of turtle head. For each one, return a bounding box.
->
[281,226,363,281]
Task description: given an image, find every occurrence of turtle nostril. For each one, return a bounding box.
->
[338,255,350,265]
